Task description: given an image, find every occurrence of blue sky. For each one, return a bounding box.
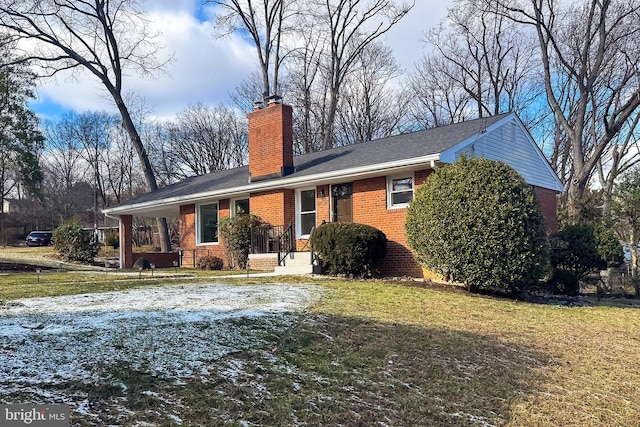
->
[29,1,451,122]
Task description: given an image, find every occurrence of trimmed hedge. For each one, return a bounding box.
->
[406,156,549,294]
[310,222,387,277]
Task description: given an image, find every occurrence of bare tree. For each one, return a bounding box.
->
[0,0,173,251]
[166,104,248,177]
[311,0,414,149]
[335,42,407,145]
[41,115,91,224]
[287,21,327,153]
[597,116,640,219]
[406,54,474,129]
[491,0,640,220]
[210,0,292,101]
[413,0,543,129]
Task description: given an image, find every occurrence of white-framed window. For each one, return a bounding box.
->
[387,174,414,208]
[231,198,250,216]
[197,202,219,245]
[296,188,316,238]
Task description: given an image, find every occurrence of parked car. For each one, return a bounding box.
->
[25,231,53,246]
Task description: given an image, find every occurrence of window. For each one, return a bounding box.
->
[297,189,316,237]
[231,198,250,216]
[387,175,414,208]
[198,202,219,244]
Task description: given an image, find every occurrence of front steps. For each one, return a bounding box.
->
[274,252,314,275]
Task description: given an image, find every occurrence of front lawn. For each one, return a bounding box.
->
[0,274,638,426]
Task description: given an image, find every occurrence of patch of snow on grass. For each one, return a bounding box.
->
[0,283,321,395]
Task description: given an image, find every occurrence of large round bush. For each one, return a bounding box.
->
[406,156,549,293]
[310,222,387,277]
[53,222,99,263]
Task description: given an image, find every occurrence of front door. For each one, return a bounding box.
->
[332,183,353,223]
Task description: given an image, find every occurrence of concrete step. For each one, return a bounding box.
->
[273,252,313,275]
[281,252,313,267]
[273,264,314,275]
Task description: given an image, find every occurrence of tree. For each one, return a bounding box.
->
[334,42,407,145]
[406,156,549,294]
[610,168,640,294]
[311,0,414,149]
[210,0,292,102]
[0,0,173,251]
[166,104,248,177]
[492,0,640,220]
[549,224,622,280]
[41,115,91,224]
[0,38,43,242]
[411,0,544,129]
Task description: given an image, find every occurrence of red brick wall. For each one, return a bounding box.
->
[533,186,559,234]
[250,190,288,225]
[132,252,179,269]
[174,169,559,277]
[349,173,428,277]
[247,254,278,271]
[248,103,293,180]
[178,201,229,267]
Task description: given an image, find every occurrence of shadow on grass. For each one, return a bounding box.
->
[2,313,552,426]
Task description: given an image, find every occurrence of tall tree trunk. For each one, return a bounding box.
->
[112,92,172,252]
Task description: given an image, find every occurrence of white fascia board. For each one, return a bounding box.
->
[439,114,565,192]
[102,154,441,217]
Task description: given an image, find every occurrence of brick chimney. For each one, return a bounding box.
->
[248,96,294,182]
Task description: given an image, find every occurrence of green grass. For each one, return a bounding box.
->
[1,265,639,425]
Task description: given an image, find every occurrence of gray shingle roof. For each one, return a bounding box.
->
[112,114,508,209]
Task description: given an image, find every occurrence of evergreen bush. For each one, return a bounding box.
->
[310,222,387,277]
[53,222,99,263]
[546,268,580,296]
[550,224,623,278]
[196,255,224,270]
[105,231,119,249]
[218,214,262,269]
[406,156,549,294]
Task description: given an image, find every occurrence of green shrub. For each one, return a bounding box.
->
[197,255,224,270]
[310,222,387,277]
[218,214,262,269]
[546,268,580,296]
[550,224,623,279]
[53,222,99,263]
[594,224,624,269]
[105,231,119,249]
[406,156,549,294]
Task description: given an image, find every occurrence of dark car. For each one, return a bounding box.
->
[25,231,53,246]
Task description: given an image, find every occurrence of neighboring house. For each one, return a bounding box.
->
[103,97,564,276]
[1,198,20,214]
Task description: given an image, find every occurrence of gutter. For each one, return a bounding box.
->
[102,154,441,216]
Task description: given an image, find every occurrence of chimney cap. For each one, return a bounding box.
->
[266,94,282,105]
[253,100,264,110]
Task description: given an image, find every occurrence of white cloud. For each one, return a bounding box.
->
[31,0,450,120]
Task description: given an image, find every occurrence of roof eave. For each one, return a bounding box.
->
[102,154,441,217]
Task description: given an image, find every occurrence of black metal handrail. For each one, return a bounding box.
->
[250,224,295,266]
[278,224,295,266]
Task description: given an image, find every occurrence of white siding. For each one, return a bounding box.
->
[440,116,564,192]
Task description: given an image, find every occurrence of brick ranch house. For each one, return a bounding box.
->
[103,98,564,277]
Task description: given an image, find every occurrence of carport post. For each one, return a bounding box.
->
[119,215,134,269]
